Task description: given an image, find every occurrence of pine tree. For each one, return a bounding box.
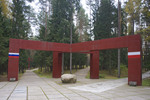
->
[91,0,129,74]
[93,0,115,40]
[76,6,91,42]
[35,0,81,71]
[139,0,150,70]
[48,0,82,70]
[125,0,141,35]
[11,0,34,72]
[0,6,11,74]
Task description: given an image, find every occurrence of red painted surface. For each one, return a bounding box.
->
[128,38,142,86]
[53,52,62,78]
[90,51,99,79]
[8,57,19,81]
[8,34,142,86]
[71,35,141,52]
[128,57,142,86]
[128,55,141,58]
[9,56,19,58]
[8,39,20,81]
[10,39,71,52]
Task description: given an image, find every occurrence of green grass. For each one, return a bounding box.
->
[34,69,52,78]
[33,68,78,78]
[86,70,127,79]
[63,69,77,74]
[85,71,90,79]
[142,78,150,86]
[99,70,119,79]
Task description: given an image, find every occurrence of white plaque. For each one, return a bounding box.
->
[10,78,16,81]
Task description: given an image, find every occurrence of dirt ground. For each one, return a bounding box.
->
[0,74,7,82]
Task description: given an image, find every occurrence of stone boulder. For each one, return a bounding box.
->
[61,74,77,83]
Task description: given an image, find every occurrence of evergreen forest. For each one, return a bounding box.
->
[0,0,150,77]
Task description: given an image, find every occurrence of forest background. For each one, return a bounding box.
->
[0,0,150,77]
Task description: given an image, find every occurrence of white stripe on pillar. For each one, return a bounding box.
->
[128,51,140,56]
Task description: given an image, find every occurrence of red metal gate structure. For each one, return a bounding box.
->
[8,34,142,85]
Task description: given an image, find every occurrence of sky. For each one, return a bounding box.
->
[28,0,127,36]
[30,0,127,16]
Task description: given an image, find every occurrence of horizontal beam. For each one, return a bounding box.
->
[71,35,141,52]
[9,39,71,52]
[9,34,141,53]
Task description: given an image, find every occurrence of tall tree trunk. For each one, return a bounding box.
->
[108,50,111,75]
[62,53,64,74]
[40,66,42,72]
[70,2,73,74]
[118,0,121,78]
[132,20,134,35]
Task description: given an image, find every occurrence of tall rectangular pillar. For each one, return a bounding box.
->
[90,51,99,79]
[53,52,62,78]
[8,39,20,81]
[128,50,142,86]
[8,53,19,81]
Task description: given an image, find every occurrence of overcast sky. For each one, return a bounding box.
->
[29,0,127,15]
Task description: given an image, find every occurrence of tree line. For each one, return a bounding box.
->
[0,0,150,75]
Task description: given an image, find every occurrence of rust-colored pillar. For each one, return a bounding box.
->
[90,51,99,79]
[8,39,20,81]
[128,50,142,86]
[128,35,142,86]
[53,52,62,78]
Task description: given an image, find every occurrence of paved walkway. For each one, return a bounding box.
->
[0,68,150,100]
[75,67,90,79]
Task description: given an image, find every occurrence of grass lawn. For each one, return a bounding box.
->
[34,70,53,78]
[86,70,128,79]
[33,68,78,78]
[142,77,150,86]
